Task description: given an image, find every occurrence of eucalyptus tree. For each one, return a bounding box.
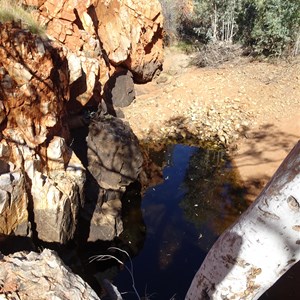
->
[238,0,300,56]
[192,0,243,43]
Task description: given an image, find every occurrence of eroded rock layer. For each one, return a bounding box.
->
[0,23,85,243]
[0,0,163,243]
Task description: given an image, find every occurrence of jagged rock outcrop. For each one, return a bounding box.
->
[95,0,164,83]
[0,22,85,243]
[23,0,164,110]
[0,0,163,243]
[0,249,101,300]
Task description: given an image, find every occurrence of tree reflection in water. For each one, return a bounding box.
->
[180,147,249,236]
[115,143,249,299]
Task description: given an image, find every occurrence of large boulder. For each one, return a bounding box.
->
[0,249,100,300]
[84,115,143,241]
[87,116,143,191]
[103,68,135,109]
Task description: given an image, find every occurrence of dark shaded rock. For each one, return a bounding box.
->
[0,249,100,300]
[0,159,9,174]
[104,69,135,109]
[83,115,143,241]
[80,177,124,242]
[127,55,163,83]
[87,116,143,191]
[87,189,123,242]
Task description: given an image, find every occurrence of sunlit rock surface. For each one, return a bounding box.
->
[0,23,85,243]
[0,0,162,243]
[0,249,101,300]
[25,0,163,111]
[0,169,30,236]
[96,0,164,83]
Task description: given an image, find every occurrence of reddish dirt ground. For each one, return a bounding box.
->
[123,47,300,202]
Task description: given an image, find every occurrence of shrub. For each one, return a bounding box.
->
[191,42,243,67]
[238,0,300,56]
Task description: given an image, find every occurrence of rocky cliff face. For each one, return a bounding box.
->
[0,0,163,243]
[24,0,164,111]
[0,22,85,243]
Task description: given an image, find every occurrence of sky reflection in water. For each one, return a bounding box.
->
[115,144,246,299]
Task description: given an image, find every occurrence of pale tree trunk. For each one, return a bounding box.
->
[211,3,218,42]
[293,32,300,56]
[186,141,300,300]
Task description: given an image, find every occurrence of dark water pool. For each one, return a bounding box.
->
[110,143,300,300]
[111,144,245,299]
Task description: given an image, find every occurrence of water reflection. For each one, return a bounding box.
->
[115,144,248,299]
[180,147,248,236]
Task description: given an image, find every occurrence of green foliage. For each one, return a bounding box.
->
[0,0,45,35]
[192,0,242,43]
[160,0,300,57]
[238,0,300,56]
[175,40,198,53]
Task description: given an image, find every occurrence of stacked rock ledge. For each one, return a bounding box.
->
[0,22,86,244]
[0,0,164,243]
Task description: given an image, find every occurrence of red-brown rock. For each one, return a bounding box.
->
[0,23,85,243]
[96,0,164,83]
[0,23,69,149]
[24,0,163,109]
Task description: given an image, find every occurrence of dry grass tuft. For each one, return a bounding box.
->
[0,0,44,35]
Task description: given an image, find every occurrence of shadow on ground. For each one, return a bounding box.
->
[232,123,299,201]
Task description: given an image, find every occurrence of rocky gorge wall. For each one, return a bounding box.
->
[0,0,164,244]
[25,0,164,108]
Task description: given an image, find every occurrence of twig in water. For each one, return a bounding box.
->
[89,247,141,300]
